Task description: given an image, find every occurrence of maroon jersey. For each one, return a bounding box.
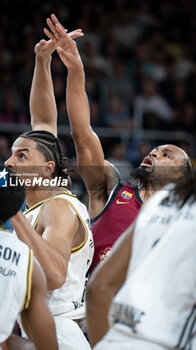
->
[90,180,142,272]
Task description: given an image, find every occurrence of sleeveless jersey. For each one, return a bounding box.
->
[90,180,142,272]
[109,187,196,350]
[0,229,33,343]
[24,189,94,319]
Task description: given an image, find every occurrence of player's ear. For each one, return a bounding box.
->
[44,161,55,177]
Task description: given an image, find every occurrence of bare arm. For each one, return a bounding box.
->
[30,18,84,136]
[5,258,58,350]
[30,40,57,136]
[44,16,119,200]
[21,257,58,350]
[10,199,79,290]
[86,223,135,347]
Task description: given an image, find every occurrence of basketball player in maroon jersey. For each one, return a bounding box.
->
[35,14,193,273]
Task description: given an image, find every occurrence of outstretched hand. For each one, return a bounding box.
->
[34,39,56,59]
[35,13,84,62]
[44,13,83,70]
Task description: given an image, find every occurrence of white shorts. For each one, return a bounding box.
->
[94,327,167,350]
[54,315,91,350]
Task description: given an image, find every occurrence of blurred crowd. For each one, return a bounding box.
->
[0,0,196,192]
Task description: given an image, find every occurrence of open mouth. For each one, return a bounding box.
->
[140,156,154,169]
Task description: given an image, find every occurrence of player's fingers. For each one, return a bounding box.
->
[68,30,84,39]
[43,27,57,43]
[55,22,68,39]
[47,39,56,50]
[40,39,47,45]
[51,13,67,33]
[51,13,60,25]
[57,46,71,58]
[46,18,60,40]
[67,35,78,53]
[57,46,69,62]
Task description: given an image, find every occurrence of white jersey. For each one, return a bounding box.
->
[24,189,94,319]
[0,229,33,343]
[104,187,196,350]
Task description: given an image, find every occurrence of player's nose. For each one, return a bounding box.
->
[148,151,157,158]
[4,156,14,169]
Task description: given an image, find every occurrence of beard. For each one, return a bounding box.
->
[129,166,152,184]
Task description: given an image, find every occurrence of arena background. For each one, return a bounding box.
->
[0,0,196,203]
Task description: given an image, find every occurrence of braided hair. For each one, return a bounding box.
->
[20,130,72,180]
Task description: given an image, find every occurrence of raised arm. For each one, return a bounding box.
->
[86,223,135,347]
[30,19,84,136]
[30,39,57,136]
[44,15,120,217]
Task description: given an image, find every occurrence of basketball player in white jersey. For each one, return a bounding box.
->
[0,168,58,350]
[4,28,93,350]
[86,172,196,350]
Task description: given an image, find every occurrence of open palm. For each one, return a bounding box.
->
[44,14,83,69]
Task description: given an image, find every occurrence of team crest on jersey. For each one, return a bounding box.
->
[121,191,133,200]
[99,248,111,261]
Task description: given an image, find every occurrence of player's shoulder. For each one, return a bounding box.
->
[42,195,75,215]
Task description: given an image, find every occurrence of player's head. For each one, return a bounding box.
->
[4,130,70,183]
[130,144,193,189]
[161,170,196,208]
[0,166,25,225]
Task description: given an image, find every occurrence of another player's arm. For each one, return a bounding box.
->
[30,19,84,136]
[5,258,58,350]
[30,39,57,135]
[86,222,135,347]
[44,17,120,206]
[10,199,79,290]
[21,257,58,350]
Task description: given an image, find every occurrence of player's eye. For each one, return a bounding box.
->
[18,153,26,160]
[163,153,170,158]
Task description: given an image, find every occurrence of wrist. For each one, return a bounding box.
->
[68,64,85,77]
[35,55,52,65]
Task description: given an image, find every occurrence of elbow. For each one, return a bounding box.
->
[71,130,85,144]
[47,274,66,291]
[71,128,92,143]
[86,276,106,304]
[47,267,67,291]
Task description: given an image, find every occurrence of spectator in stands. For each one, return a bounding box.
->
[0,136,11,165]
[0,90,28,124]
[133,79,173,129]
[103,93,134,129]
[106,140,133,180]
